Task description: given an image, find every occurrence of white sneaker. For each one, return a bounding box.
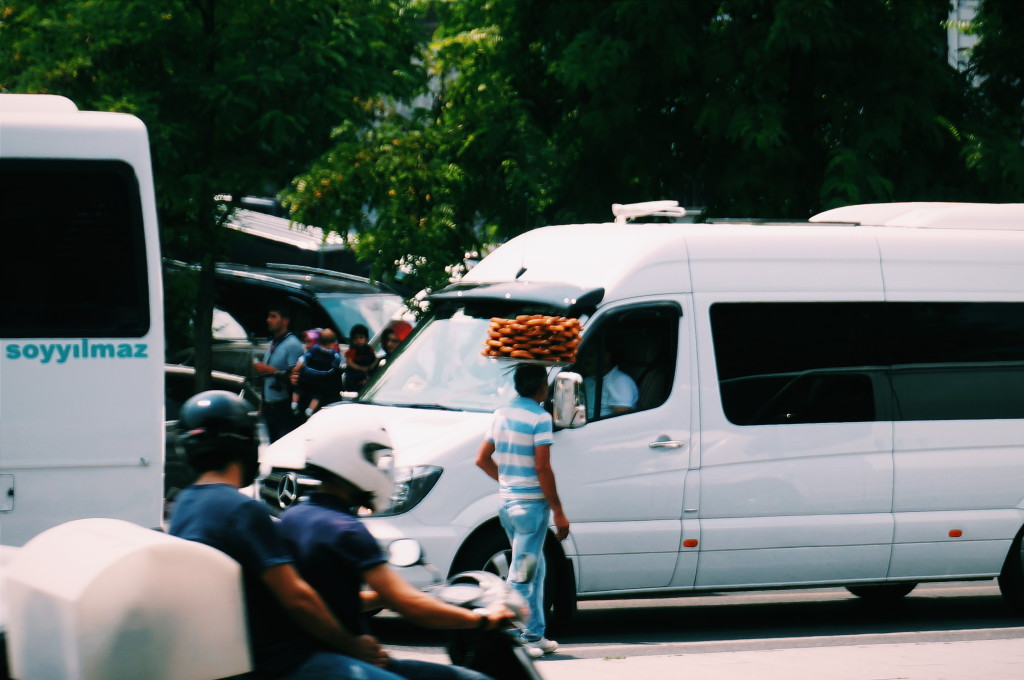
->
[524,638,558,658]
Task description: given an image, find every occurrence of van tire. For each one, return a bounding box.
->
[998,528,1024,612]
[451,526,575,633]
[845,583,917,601]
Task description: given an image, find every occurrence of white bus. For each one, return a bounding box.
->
[0,95,164,548]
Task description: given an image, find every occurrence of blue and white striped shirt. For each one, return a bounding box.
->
[486,396,554,500]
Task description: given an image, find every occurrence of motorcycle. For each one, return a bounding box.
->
[386,539,545,680]
[2,522,544,680]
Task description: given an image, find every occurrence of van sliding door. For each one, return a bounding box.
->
[697,301,895,588]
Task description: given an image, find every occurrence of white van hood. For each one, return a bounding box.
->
[261,402,491,471]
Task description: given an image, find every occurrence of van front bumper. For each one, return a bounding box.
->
[363,516,467,590]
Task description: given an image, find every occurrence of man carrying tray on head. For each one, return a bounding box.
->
[474,363,570,658]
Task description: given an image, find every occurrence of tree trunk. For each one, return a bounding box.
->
[192,0,218,395]
[192,250,216,394]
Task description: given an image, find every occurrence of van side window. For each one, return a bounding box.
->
[888,302,1024,421]
[0,159,149,338]
[711,302,1024,425]
[576,304,679,420]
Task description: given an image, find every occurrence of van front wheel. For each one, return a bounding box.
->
[452,527,574,633]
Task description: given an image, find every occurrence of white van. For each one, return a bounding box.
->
[0,95,164,548]
[262,200,1024,625]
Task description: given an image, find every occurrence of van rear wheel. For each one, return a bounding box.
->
[998,529,1024,612]
[452,527,574,633]
[845,583,917,601]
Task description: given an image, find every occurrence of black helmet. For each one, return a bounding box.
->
[177,390,258,486]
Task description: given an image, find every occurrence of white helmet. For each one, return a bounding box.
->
[304,422,395,513]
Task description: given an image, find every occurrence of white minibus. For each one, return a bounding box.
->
[262,200,1024,627]
[0,95,164,548]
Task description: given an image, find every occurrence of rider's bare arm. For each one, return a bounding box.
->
[363,563,511,630]
[262,563,389,666]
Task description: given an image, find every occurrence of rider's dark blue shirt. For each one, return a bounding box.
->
[279,493,387,636]
[169,483,316,676]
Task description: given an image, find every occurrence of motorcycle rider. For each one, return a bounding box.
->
[168,390,404,680]
[278,422,513,680]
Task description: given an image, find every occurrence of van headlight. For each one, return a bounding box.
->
[376,465,442,516]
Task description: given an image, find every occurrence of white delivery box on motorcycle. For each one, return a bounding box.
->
[261,200,1024,625]
[4,519,250,680]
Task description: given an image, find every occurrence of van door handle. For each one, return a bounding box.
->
[649,439,686,449]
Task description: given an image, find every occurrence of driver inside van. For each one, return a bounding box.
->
[581,343,638,418]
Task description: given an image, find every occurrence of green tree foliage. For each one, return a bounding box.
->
[282,109,489,296]
[964,0,1024,197]
[283,1,562,296]
[287,0,984,295]
[1,0,423,385]
[7,1,1014,320]
[521,0,977,218]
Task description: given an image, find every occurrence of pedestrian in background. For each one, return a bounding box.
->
[253,305,305,442]
[293,327,342,417]
[343,323,377,392]
[379,321,412,369]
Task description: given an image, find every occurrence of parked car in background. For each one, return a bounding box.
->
[167,261,407,381]
[170,304,264,378]
[164,364,261,502]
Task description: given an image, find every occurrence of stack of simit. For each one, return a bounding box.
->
[482,314,581,362]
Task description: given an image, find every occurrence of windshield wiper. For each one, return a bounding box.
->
[360,398,466,411]
[400,403,464,412]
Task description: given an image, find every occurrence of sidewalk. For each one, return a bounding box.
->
[398,637,1024,680]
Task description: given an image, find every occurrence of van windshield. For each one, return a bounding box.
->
[361,309,523,412]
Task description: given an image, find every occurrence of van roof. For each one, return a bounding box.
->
[0,94,79,115]
[0,94,153,178]
[810,202,1024,229]
[463,203,1024,302]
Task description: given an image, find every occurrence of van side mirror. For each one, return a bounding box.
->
[553,372,587,429]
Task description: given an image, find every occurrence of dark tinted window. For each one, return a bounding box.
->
[212,273,401,343]
[214,276,332,340]
[711,302,1024,425]
[0,159,149,337]
[886,303,1024,421]
[712,303,884,425]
